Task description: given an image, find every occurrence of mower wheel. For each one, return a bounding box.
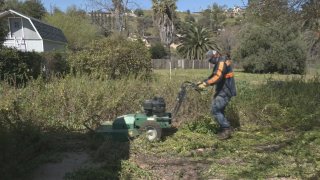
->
[139,121,162,141]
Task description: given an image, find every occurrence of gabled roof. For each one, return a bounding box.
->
[0,9,67,43]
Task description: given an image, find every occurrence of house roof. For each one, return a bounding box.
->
[0,9,67,43]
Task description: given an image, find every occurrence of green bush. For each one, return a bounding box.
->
[149,42,168,59]
[68,36,152,79]
[0,19,7,45]
[42,51,69,76]
[233,22,307,74]
[0,47,42,85]
[0,103,51,180]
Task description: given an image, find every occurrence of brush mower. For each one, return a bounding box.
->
[84,81,204,141]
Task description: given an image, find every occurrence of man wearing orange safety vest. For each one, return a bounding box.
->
[197,50,237,140]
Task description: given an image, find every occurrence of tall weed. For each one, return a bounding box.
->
[234,76,320,130]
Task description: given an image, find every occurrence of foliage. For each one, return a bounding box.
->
[299,0,320,32]
[198,3,227,32]
[235,77,320,131]
[233,22,307,74]
[68,35,152,79]
[173,10,195,35]
[217,26,240,56]
[2,0,46,19]
[44,9,102,51]
[246,0,290,23]
[0,19,7,46]
[184,10,195,23]
[299,0,320,61]
[136,15,153,36]
[21,0,46,19]
[152,0,177,46]
[177,24,218,60]
[42,51,69,76]
[0,101,54,180]
[0,69,319,179]
[0,47,42,85]
[149,42,168,59]
[134,8,144,17]
[0,2,6,46]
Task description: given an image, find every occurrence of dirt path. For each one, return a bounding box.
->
[132,152,212,179]
[32,152,89,180]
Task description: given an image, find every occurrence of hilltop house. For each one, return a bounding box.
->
[0,9,67,52]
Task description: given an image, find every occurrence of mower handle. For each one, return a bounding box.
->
[181,81,204,92]
[172,81,205,119]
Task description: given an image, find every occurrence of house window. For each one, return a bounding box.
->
[9,18,22,38]
[14,22,20,28]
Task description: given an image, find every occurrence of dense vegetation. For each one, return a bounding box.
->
[0,47,42,85]
[0,0,319,179]
[44,8,102,51]
[0,70,319,179]
[68,35,152,79]
[233,22,307,74]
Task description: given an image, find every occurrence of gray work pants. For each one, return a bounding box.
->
[211,95,231,129]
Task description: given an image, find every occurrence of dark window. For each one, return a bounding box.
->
[14,22,20,28]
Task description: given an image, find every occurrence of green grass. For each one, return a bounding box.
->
[307,66,320,75]
[154,68,316,85]
[132,69,320,179]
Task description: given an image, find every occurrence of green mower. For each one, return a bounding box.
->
[84,81,203,141]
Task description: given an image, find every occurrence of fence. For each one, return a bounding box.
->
[152,59,214,70]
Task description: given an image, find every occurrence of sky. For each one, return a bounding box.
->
[43,0,248,13]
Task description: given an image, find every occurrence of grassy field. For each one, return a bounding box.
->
[0,68,319,179]
[63,69,320,179]
[125,69,320,179]
[155,68,319,83]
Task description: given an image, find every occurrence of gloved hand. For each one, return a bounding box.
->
[197,81,207,90]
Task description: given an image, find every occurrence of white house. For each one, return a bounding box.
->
[0,9,67,52]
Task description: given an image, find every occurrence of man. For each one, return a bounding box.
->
[197,50,237,140]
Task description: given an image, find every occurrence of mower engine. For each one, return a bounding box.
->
[95,97,172,141]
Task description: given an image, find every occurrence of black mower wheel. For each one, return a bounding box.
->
[139,121,162,141]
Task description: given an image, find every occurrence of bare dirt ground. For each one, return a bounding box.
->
[32,152,90,180]
[31,135,214,180]
[132,151,213,179]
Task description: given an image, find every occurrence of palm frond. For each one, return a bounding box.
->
[177,24,218,60]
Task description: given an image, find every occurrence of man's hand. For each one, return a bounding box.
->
[197,81,207,90]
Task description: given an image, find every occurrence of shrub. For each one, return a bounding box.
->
[0,19,7,45]
[233,22,307,74]
[68,36,152,79]
[149,42,168,59]
[42,51,69,76]
[0,102,52,179]
[0,47,42,85]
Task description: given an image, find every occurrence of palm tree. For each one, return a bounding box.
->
[152,0,176,47]
[177,24,218,60]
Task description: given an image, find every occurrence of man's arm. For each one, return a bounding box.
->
[205,61,226,85]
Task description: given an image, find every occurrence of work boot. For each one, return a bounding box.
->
[217,128,233,140]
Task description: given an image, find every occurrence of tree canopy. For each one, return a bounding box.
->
[1,0,46,19]
[44,7,102,51]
